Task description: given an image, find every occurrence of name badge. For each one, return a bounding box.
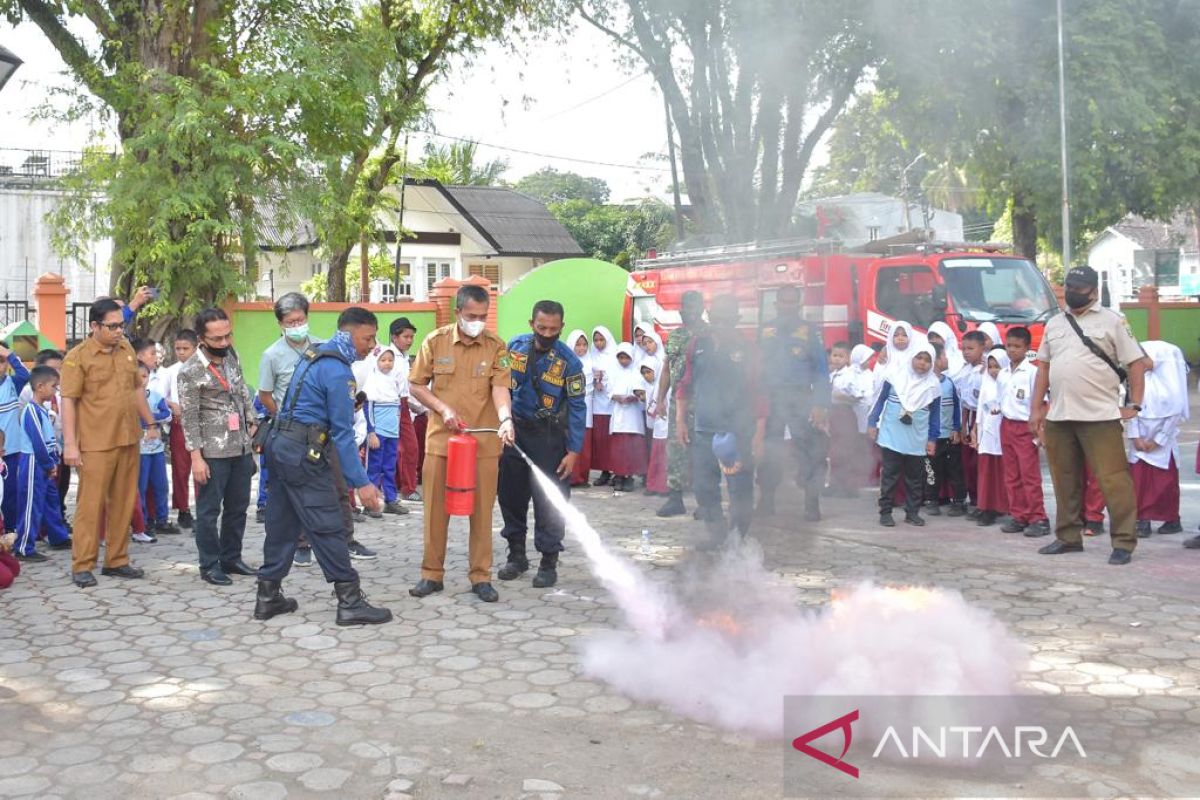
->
[228,412,241,431]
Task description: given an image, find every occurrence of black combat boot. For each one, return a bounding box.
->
[253,580,298,621]
[656,491,686,517]
[334,580,393,626]
[497,540,529,581]
[804,493,821,523]
[532,552,559,588]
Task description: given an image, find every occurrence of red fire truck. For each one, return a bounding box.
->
[624,236,1060,348]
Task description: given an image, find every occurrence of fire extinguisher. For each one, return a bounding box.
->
[445,433,478,516]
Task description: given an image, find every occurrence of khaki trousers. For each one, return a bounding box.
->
[421,454,498,584]
[72,444,140,573]
[1043,419,1137,550]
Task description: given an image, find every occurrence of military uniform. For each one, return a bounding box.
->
[663,325,700,492]
[675,331,767,539]
[757,314,831,517]
[497,335,586,583]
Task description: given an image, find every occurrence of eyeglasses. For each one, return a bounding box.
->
[95,322,124,332]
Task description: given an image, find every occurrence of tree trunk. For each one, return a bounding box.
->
[1012,189,1038,260]
[327,246,351,302]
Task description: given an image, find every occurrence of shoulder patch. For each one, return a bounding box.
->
[567,373,585,397]
[498,353,511,369]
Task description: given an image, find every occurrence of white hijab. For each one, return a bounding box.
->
[361,355,401,403]
[567,329,592,373]
[610,342,641,394]
[978,347,1011,410]
[882,320,924,383]
[892,341,941,412]
[590,326,616,371]
[928,321,965,375]
[641,329,663,364]
[1140,341,1189,420]
[632,324,650,365]
[977,322,1002,349]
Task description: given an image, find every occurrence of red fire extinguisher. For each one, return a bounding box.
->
[445,433,478,516]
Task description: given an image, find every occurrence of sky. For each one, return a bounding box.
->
[0,19,675,202]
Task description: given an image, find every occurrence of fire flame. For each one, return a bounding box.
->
[695,611,743,637]
[831,585,940,611]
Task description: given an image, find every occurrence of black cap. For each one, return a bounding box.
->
[1064,266,1098,289]
[389,316,415,337]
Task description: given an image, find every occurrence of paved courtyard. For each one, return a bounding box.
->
[2,440,1199,799]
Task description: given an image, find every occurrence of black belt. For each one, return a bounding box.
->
[514,415,560,430]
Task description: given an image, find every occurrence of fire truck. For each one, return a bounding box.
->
[624,235,1060,348]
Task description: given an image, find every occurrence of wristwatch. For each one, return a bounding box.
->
[1128,404,1142,413]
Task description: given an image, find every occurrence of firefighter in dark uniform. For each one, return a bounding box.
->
[674,295,768,543]
[254,307,392,626]
[497,300,587,588]
[757,284,831,521]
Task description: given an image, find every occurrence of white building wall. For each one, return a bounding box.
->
[256,250,322,298]
[1086,233,1138,302]
[0,188,112,303]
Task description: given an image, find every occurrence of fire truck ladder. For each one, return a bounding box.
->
[634,237,842,269]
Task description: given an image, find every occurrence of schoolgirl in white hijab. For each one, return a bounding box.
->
[566,329,594,486]
[588,325,618,484]
[1127,340,1189,532]
[927,321,965,376]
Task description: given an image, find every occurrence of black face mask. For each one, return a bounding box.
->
[1064,290,1092,310]
[534,333,559,352]
[205,343,231,358]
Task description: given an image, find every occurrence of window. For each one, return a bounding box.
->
[874,266,937,327]
[468,263,500,286]
[939,257,1056,322]
[425,260,452,292]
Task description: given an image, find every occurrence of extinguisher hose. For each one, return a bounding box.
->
[460,427,532,463]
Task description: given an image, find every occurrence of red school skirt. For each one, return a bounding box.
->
[590,414,613,472]
[976,453,1009,514]
[646,437,668,493]
[607,432,648,476]
[1131,456,1180,522]
[571,425,593,486]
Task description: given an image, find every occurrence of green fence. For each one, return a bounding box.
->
[229,304,438,390]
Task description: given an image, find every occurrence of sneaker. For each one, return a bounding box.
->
[1108,548,1132,566]
[947,502,967,517]
[16,550,48,562]
[975,511,998,527]
[49,538,73,550]
[132,531,157,543]
[1157,520,1183,535]
[365,507,383,520]
[402,491,423,503]
[879,513,895,528]
[255,507,266,524]
[293,547,313,567]
[383,501,409,516]
[178,510,194,529]
[904,513,925,527]
[1000,519,1027,534]
[1022,520,1051,538]
[347,540,377,560]
[924,502,942,517]
[154,521,181,535]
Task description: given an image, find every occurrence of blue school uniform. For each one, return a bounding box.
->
[868,381,941,455]
[366,399,400,503]
[138,389,173,525]
[14,401,69,555]
[0,352,31,531]
[937,374,961,440]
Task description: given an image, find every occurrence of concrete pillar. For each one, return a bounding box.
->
[1137,285,1161,339]
[33,272,69,349]
[429,277,461,328]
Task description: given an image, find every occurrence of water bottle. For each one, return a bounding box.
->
[640,528,652,555]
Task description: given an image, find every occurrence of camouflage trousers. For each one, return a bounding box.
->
[666,404,693,492]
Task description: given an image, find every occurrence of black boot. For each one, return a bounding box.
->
[656,491,686,517]
[532,552,558,588]
[254,580,298,621]
[497,540,529,581]
[804,494,821,523]
[593,471,612,487]
[334,580,392,626]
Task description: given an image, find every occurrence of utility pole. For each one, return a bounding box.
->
[663,94,685,241]
[393,133,410,301]
[1056,0,1072,269]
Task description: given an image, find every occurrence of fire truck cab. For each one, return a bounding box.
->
[626,236,1059,349]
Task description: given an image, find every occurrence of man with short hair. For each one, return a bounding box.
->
[389,317,422,502]
[497,300,587,588]
[1030,266,1150,565]
[653,290,706,518]
[178,307,258,586]
[408,285,514,603]
[60,298,161,588]
[256,307,391,625]
[160,329,198,528]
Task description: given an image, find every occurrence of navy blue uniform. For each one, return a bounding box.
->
[757,315,832,512]
[259,342,369,584]
[498,334,586,555]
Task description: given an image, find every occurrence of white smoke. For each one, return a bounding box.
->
[520,449,1027,740]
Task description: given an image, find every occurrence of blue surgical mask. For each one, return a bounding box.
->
[284,323,308,342]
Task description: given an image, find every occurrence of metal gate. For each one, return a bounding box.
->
[0,300,29,328]
[67,302,92,348]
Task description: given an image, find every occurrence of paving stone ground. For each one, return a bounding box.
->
[2,434,1199,799]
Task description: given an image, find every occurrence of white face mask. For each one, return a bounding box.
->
[459,319,485,338]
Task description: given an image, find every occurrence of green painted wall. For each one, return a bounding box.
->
[1158,307,1200,363]
[230,307,437,390]
[497,258,629,344]
[1122,308,1149,340]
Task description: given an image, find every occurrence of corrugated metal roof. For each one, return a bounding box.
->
[257,199,319,250]
[441,185,583,257]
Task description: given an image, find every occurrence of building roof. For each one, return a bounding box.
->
[409,180,583,258]
[257,199,319,251]
[1105,212,1199,253]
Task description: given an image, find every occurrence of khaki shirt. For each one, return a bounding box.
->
[410,324,510,458]
[60,338,142,451]
[1037,303,1144,422]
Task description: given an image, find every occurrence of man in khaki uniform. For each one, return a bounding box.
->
[1030,266,1150,565]
[408,285,514,603]
[61,298,160,588]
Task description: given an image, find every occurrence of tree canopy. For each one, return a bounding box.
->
[515,167,610,205]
